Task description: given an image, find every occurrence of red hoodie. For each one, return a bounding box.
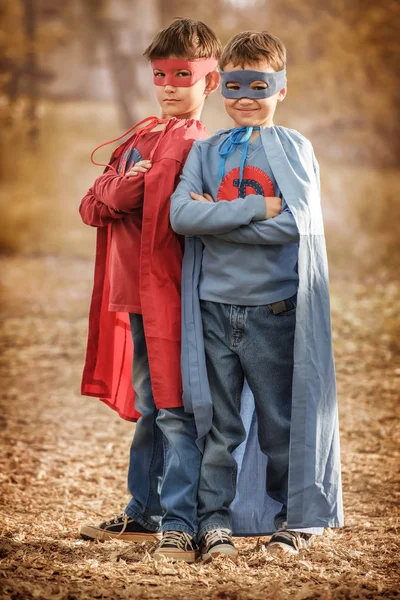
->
[79,118,208,421]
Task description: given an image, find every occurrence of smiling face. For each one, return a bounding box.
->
[152,59,219,120]
[222,60,286,128]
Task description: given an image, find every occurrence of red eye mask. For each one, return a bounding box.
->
[151,58,218,87]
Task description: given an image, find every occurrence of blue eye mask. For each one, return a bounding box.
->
[220,69,287,99]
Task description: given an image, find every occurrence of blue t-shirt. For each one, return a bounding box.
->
[170,130,300,306]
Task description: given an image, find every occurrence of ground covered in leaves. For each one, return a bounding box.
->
[0,256,399,600]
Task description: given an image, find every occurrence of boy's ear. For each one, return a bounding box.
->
[277,87,287,102]
[204,71,220,96]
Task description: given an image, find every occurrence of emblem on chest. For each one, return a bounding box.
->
[217,165,275,201]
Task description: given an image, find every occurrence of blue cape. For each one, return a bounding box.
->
[180,126,344,533]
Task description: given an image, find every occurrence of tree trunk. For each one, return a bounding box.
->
[101,20,140,128]
[81,0,160,129]
[21,0,39,142]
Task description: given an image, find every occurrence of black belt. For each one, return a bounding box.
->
[268,295,297,315]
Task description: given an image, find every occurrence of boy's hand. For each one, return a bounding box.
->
[190,192,214,203]
[126,160,152,177]
[265,196,282,219]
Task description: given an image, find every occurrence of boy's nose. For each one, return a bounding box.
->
[237,97,254,105]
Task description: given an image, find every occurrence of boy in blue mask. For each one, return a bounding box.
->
[170,31,343,560]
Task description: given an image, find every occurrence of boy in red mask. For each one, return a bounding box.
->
[78,19,221,562]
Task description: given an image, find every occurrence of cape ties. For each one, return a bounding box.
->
[90,115,168,173]
[218,126,261,186]
[218,126,260,185]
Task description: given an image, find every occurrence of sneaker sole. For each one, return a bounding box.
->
[153,549,197,563]
[267,541,299,555]
[202,544,238,562]
[79,524,162,543]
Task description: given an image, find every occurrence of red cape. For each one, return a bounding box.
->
[81,118,208,420]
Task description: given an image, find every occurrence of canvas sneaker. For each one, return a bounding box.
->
[153,531,198,563]
[200,528,238,562]
[267,529,313,555]
[79,513,161,542]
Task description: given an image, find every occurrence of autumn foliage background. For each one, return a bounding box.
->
[0,0,399,272]
[0,2,399,600]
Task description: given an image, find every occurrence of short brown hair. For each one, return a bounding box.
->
[144,18,222,61]
[219,31,286,72]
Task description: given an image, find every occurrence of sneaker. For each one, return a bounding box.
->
[79,513,161,542]
[153,531,198,563]
[200,528,238,562]
[267,529,313,555]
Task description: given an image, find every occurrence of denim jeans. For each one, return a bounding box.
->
[198,297,296,538]
[157,407,201,536]
[125,314,201,537]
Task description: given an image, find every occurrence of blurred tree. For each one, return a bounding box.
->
[0,0,61,172]
[1,0,160,135]
[1,0,42,141]
[1,1,24,110]
[266,0,400,167]
[80,0,159,128]
[21,0,38,141]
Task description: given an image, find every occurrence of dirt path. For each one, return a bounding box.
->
[0,256,399,600]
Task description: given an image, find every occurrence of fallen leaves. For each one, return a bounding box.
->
[0,257,399,599]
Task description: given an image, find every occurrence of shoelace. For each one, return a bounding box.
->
[104,513,129,535]
[218,126,261,187]
[160,530,193,549]
[203,528,231,548]
[273,529,309,550]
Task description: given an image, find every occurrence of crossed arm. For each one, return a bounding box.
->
[170,143,299,244]
[170,144,267,236]
[79,188,126,227]
[79,160,152,228]
[213,204,299,245]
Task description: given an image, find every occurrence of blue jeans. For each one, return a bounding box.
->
[198,298,296,537]
[125,314,201,537]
